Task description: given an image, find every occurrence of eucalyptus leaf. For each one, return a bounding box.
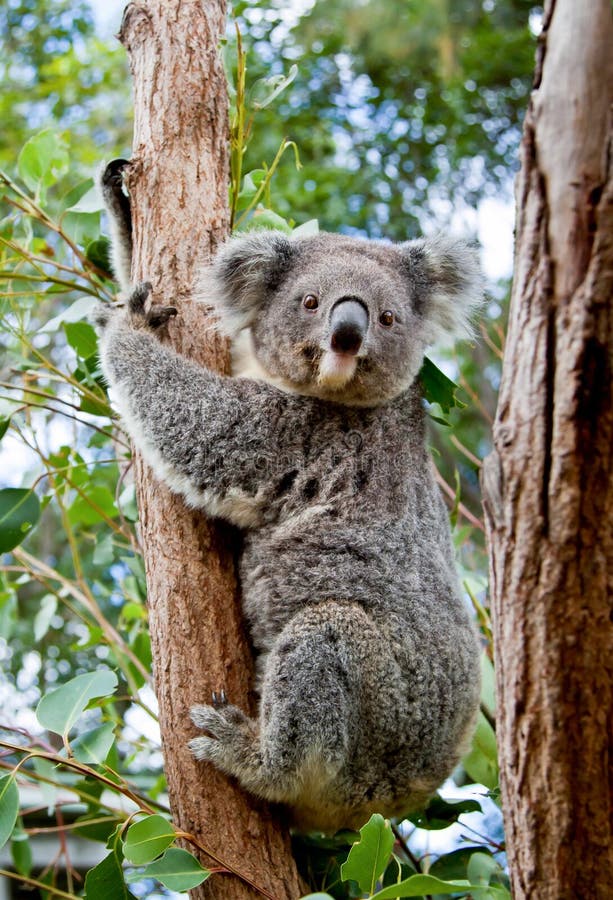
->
[11,824,33,877]
[85,849,133,899]
[36,669,118,736]
[340,813,394,894]
[373,873,472,898]
[122,814,176,864]
[407,793,481,830]
[246,207,292,232]
[292,219,320,237]
[420,356,465,414]
[0,488,41,553]
[64,321,98,358]
[17,129,69,194]
[70,723,116,765]
[41,296,94,333]
[0,775,19,851]
[126,847,209,892]
[33,594,58,642]
[462,711,499,789]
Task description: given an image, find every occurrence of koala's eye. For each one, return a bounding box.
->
[303,293,319,311]
[379,310,395,327]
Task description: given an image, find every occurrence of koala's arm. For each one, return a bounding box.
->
[98,290,301,528]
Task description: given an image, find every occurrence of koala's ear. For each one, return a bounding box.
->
[196,230,295,337]
[401,234,484,346]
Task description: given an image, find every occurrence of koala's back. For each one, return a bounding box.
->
[238,386,480,829]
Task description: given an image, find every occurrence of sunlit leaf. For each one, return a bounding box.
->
[372,873,472,898]
[123,814,176,864]
[126,847,209,892]
[71,723,116,765]
[36,669,118,735]
[17,129,69,194]
[340,813,394,894]
[33,594,58,641]
[41,296,94,333]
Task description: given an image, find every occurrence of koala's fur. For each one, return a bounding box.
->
[96,161,483,833]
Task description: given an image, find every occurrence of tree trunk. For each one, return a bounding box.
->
[117,3,306,897]
[481,2,613,898]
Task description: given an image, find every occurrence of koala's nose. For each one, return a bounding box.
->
[329,298,369,356]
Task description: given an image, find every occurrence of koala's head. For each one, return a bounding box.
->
[200,231,483,406]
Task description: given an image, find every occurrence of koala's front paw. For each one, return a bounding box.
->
[189,701,256,769]
[127,281,178,330]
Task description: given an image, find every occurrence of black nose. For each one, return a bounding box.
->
[329,299,369,356]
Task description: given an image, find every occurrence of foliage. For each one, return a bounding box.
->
[0,0,527,896]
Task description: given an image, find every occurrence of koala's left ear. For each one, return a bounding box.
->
[401,234,484,346]
[196,230,295,337]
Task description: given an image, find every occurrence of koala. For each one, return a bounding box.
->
[97,159,482,833]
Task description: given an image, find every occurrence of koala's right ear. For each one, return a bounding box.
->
[196,230,295,337]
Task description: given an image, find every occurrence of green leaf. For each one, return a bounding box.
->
[41,296,94,333]
[64,321,98,359]
[62,210,101,247]
[36,669,118,736]
[480,652,496,721]
[122,814,176,864]
[18,129,69,193]
[71,723,116,765]
[249,65,298,109]
[247,207,292,232]
[462,711,499,789]
[407,794,481,831]
[0,418,10,441]
[429,846,489,881]
[33,594,58,641]
[85,849,132,899]
[340,813,394,895]
[0,488,41,553]
[419,356,466,414]
[292,219,319,237]
[67,484,118,526]
[65,185,103,214]
[127,847,209,892]
[373,873,472,898]
[0,775,19,851]
[11,824,33,876]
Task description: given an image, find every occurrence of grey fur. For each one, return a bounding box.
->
[96,163,483,832]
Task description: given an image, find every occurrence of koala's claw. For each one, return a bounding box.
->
[147,304,178,328]
[126,281,177,330]
[211,689,228,708]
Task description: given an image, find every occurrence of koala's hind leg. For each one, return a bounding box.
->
[99,158,133,293]
[189,601,365,811]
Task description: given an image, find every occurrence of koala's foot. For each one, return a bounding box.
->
[127,281,178,330]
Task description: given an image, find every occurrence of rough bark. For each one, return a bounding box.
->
[481,2,613,897]
[117,3,306,898]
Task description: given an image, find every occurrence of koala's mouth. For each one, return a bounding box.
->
[316,349,358,389]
